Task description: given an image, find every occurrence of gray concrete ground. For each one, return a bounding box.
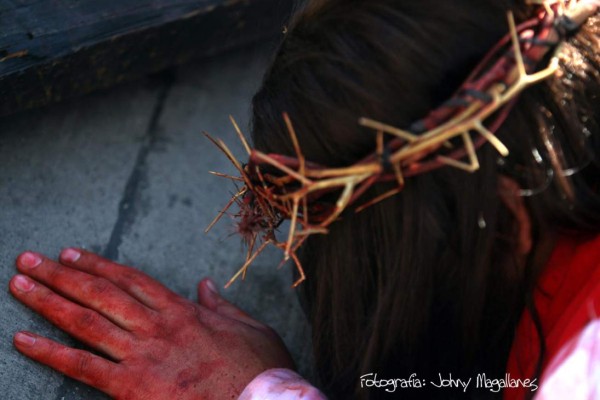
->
[0,43,313,399]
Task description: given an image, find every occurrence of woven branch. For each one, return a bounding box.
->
[205,0,598,288]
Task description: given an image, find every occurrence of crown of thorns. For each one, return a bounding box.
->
[205,0,598,288]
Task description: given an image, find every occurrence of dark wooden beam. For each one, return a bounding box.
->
[0,0,292,117]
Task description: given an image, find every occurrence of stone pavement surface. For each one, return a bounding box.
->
[0,43,313,399]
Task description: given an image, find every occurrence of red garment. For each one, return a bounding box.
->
[505,234,600,400]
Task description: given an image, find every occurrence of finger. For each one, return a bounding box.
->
[9,275,134,360]
[59,248,177,310]
[197,278,268,332]
[13,331,122,397]
[16,252,155,331]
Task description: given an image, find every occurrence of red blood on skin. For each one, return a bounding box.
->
[176,360,226,389]
[10,249,295,400]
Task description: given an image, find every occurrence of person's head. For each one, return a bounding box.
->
[250,0,600,398]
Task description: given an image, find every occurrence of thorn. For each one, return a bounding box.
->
[209,171,244,182]
[354,187,402,213]
[507,11,527,78]
[224,240,270,288]
[359,117,418,142]
[283,113,306,176]
[205,188,246,233]
[437,132,480,172]
[474,122,509,156]
[229,115,252,156]
[285,199,300,258]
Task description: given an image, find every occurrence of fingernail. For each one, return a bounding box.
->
[205,279,219,295]
[13,275,35,292]
[14,332,36,346]
[61,248,81,263]
[20,252,42,269]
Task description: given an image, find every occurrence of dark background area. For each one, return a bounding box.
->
[0,0,294,116]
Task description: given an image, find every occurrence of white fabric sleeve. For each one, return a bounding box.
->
[238,368,328,400]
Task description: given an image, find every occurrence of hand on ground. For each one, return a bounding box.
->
[9,249,295,399]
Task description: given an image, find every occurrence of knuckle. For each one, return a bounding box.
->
[180,302,200,318]
[74,310,98,331]
[76,352,93,376]
[176,302,205,327]
[74,351,111,387]
[147,314,162,332]
[45,261,63,283]
[37,289,56,306]
[85,278,112,296]
[95,260,111,270]
[113,268,141,290]
[44,339,61,361]
[166,299,196,320]
[138,311,163,334]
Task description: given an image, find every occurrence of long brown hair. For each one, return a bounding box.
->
[250,1,600,398]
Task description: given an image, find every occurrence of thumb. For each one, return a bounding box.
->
[197,278,269,332]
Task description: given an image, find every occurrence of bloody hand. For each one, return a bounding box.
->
[9,249,295,399]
